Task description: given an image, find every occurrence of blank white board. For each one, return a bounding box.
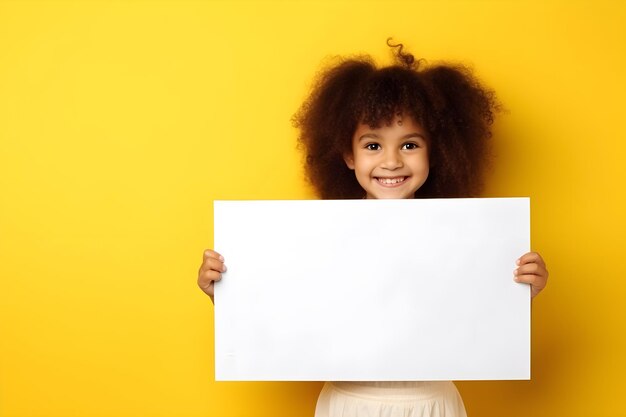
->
[214,198,530,381]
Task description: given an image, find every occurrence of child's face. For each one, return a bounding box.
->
[344,114,429,199]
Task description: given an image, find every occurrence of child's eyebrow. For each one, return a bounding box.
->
[357,133,427,141]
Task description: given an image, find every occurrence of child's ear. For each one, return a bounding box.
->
[343,152,355,170]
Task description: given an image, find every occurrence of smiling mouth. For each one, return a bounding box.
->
[375,176,408,186]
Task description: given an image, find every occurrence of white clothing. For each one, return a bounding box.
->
[314,381,467,417]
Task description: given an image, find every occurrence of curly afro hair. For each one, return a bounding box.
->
[292,39,500,199]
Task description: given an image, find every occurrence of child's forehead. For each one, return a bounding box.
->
[357,108,424,129]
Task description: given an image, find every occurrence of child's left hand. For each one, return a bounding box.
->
[514,252,549,299]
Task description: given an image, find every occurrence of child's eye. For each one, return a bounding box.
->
[402,142,419,150]
[365,143,381,151]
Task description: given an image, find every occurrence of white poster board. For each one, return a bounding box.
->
[214,198,530,381]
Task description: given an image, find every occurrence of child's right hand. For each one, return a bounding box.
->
[197,249,226,303]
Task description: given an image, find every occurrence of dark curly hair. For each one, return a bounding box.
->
[293,39,499,199]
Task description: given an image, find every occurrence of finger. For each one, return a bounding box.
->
[514,263,543,277]
[203,249,224,262]
[515,274,547,298]
[517,252,545,268]
[199,257,227,274]
[514,265,548,285]
[514,272,544,286]
[198,269,223,289]
[514,270,548,296]
[202,269,223,284]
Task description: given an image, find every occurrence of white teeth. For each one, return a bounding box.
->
[377,177,405,184]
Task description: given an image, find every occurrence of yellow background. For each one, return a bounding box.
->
[1,1,624,416]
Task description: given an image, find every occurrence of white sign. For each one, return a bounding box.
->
[214,198,530,381]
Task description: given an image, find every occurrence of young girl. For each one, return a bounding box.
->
[197,40,549,417]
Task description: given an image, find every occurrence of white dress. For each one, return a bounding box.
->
[314,381,467,417]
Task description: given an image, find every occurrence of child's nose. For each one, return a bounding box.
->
[381,150,403,169]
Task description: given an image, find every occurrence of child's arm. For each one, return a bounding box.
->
[197,249,226,303]
[514,252,549,299]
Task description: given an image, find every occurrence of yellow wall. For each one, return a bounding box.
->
[1,1,624,416]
